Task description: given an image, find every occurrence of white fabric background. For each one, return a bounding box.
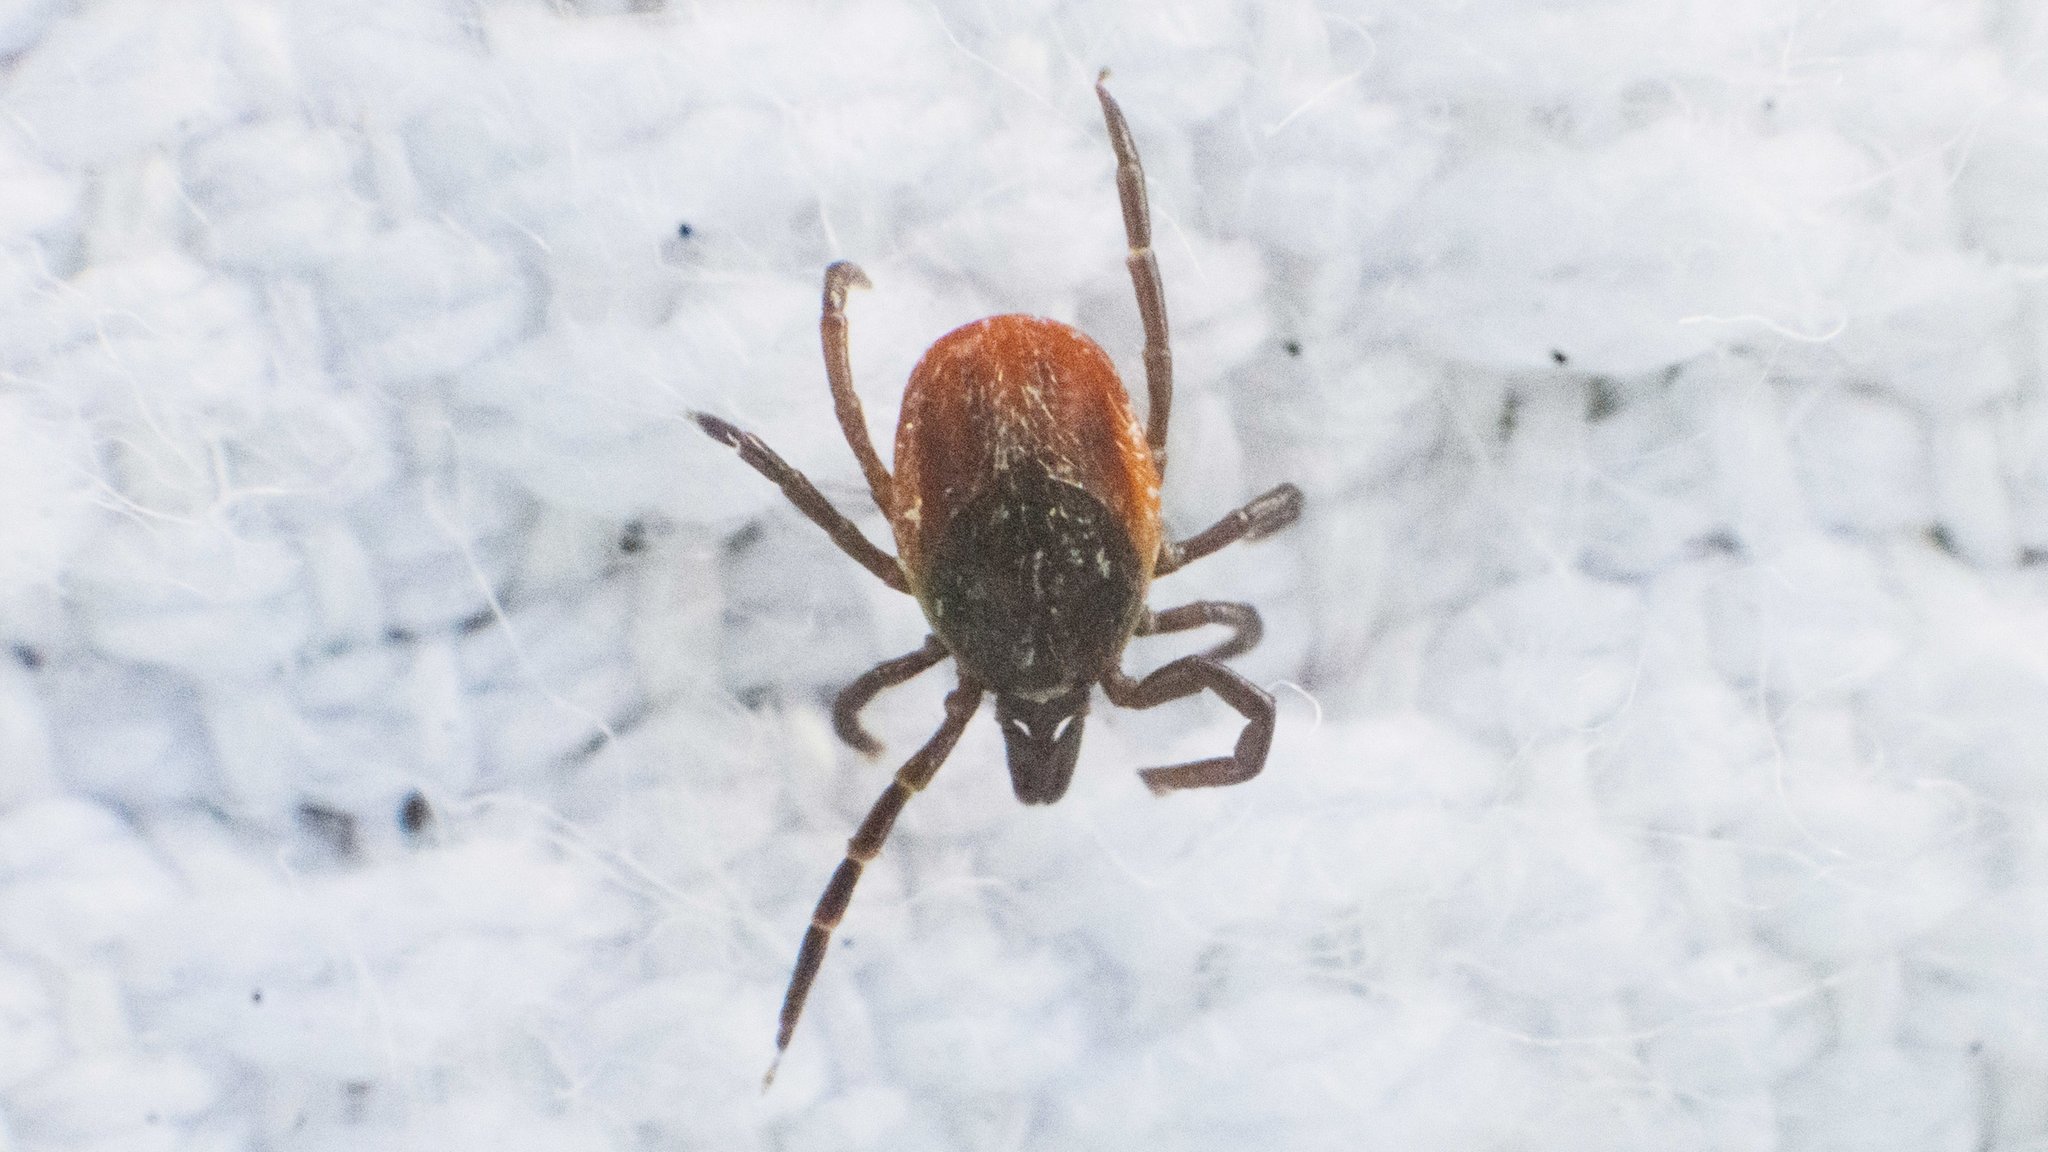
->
[2,0,2046,1147]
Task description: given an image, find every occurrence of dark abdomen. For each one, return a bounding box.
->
[921,464,1144,696]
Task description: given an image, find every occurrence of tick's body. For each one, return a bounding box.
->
[895,316,1162,633]
[896,317,1163,803]
[692,77,1303,1082]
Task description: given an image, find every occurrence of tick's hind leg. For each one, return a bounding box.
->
[1139,601,1263,663]
[1154,483,1304,577]
[690,412,909,594]
[1095,75,1174,477]
[820,261,895,513]
[769,678,983,1084]
[1103,657,1274,795]
[832,636,949,757]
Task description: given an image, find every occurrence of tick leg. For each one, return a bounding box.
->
[1139,601,1264,662]
[771,679,983,1079]
[1154,482,1304,576]
[832,635,949,757]
[691,412,909,594]
[1103,658,1274,795]
[1095,74,1173,478]
[822,261,896,513]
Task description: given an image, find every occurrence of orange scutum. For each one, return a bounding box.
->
[890,314,1162,607]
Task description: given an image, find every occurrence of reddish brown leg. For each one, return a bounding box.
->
[1154,483,1304,577]
[821,261,895,513]
[1095,75,1173,477]
[831,635,949,757]
[1102,658,1274,795]
[1139,601,1264,663]
[690,413,909,594]
[768,678,984,1083]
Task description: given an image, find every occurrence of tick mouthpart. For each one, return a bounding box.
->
[995,687,1091,805]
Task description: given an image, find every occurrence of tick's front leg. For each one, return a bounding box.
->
[1102,656,1274,794]
[769,677,983,1084]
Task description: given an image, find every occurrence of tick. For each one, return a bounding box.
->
[694,75,1304,1079]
